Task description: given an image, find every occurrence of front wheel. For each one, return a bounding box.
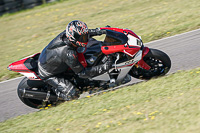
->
[129,48,171,80]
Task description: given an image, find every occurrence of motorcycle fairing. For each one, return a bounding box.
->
[7,53,41,80]
[101,44,141,55]
[100,27,141,40]
[92,50,143,82]
[103,30,128,46]
[91,28,151,82]
[137,47,151,70]
[101,28,141,56]
[100,27,151,70]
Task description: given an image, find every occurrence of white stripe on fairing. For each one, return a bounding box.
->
[19,72,37,79]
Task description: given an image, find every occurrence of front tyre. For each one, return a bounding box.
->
[129,48,171,80]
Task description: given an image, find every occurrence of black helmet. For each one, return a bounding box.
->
[66,20,89,47]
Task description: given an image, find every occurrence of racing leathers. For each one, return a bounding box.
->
[38,29,112,100]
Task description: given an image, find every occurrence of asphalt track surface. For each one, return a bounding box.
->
[0,29,200,122]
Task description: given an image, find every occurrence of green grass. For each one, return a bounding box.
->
[0,68,200,133]
[0,0,200,81]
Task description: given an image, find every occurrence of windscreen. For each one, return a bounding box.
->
[103,30,128,46]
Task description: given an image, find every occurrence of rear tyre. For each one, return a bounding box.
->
[17,77,49,109]
[129,48,171,80]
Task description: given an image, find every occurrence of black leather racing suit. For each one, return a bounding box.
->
[38,29,111,100]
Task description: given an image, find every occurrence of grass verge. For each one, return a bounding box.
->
[0,68,200,133]
[0,0,200,81]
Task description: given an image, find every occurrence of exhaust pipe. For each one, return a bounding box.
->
[18,88,58,102]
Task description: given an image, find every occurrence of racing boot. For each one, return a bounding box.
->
[44,77,79,101]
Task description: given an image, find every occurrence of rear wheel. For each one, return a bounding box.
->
[129,48,171,80]
[17,77,50,109]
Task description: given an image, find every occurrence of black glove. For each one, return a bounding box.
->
[105,25,111,27]
[88,28,106,36]
[78,55,113,79]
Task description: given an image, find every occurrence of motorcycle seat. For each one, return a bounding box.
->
[24,58,38,70]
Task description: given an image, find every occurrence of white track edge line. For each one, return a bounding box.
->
[145,28,200,45]
[0,76,24,84]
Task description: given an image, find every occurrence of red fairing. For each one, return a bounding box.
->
[142,47,150,58]
[100,27,141,56]
[8,53,40,72]
[101,45,141,56]
[137,47,151,70]
[100,27,140,40]
[8,53,41,79]
[8,57,31,72]
[101,45,124,55]
[77,53,87,68]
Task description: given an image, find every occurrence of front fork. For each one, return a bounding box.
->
[137,47,151,70]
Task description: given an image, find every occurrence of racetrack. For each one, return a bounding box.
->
[0,29,200,122]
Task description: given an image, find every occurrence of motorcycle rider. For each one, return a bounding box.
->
[38,20,112,101]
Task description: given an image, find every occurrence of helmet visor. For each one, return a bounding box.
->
[74,33,89,43]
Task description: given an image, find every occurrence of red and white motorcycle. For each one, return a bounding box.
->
[8,27,171,108]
